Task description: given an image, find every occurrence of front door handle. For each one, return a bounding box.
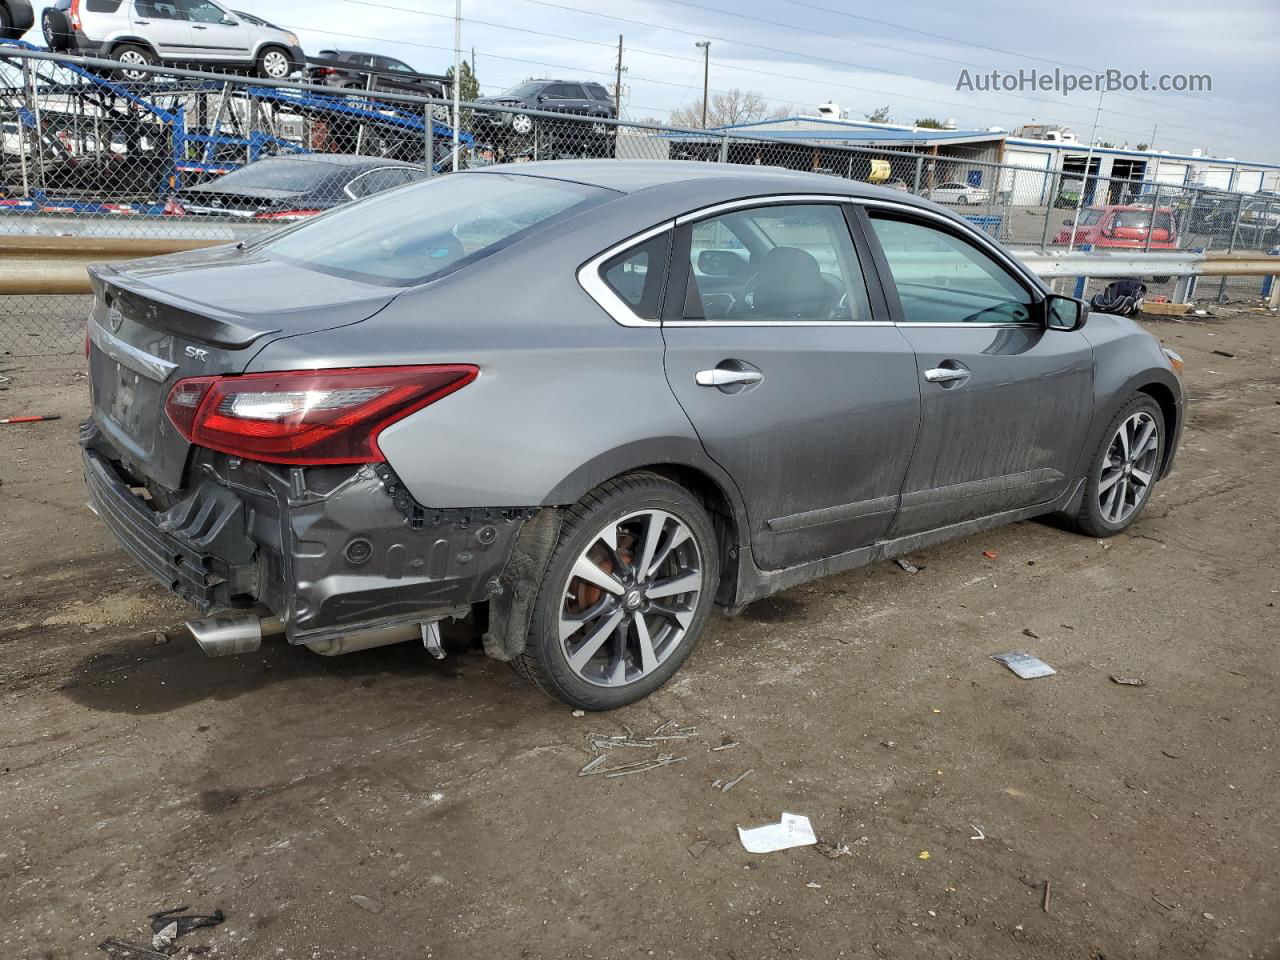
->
[696,368,763,387]
[193,24,208,29]
[924,362,971,385]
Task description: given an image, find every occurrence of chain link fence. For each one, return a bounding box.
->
[2,46,1276,355]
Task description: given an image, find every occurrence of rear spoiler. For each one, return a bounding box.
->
[90,265,280,350]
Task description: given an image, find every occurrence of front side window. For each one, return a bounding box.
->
[683,204,871,322]
[541,84,582,99]
[868,215,1032,325]
[260,173,609,286]
[345,167,420,199]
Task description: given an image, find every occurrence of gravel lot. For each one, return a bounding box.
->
[1,304,1277,960]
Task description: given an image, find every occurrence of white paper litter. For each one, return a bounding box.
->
[737,812,818,853]
[991,650,1056,679]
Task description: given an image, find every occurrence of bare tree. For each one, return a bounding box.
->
[670,88,772,129]
[865,104,891,123]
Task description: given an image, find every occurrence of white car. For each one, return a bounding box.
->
[928,180,991,205]
[42,0,305,82]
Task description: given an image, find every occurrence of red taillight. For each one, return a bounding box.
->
[313,67,338,76]
[162,197,186,216]
[164,366,477,465]
[253,209,321,221]
[70,0,83,29]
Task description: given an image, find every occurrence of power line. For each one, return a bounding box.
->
[767,0,1258,120]
[506,0,1266,150]
[317,0,1156,144]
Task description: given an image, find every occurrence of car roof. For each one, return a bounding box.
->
[263,153,420,169]
[471,159,928,203]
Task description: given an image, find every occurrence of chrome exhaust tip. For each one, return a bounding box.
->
[186,613,264,657]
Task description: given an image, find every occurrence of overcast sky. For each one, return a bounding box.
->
[34,0,1280,160]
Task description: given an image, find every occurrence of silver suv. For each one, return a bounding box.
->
[42,0,304,81]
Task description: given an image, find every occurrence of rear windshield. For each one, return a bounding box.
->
[207,157,343,193]
[1114,211,1172,230]
[258,173,609,286]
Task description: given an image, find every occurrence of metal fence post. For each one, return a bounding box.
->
[912,155,923,194]
[424,104,435,176]
[1218,194,1245,302]
[1039,173,1059,252]
[1145,183,1162,253]
[718,133,728,164]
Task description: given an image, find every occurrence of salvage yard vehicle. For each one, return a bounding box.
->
[926,180,990,204]
[1054,204,1179,249]
[83,160,1185,710]
[163,153,425,219]
[41,0,305,81]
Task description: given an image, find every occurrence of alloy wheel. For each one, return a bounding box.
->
[559,510,703,688]
[262,50,290,79]
[117,51,149,82]
[511,114,534,135]
[1098,410,1160,525]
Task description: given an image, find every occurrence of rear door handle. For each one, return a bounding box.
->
[924,362,971,385]
[193,24,207,29]
[696,368,763,387]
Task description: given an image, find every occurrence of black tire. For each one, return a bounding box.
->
[0,7,17,41]
[514,472,720,710]
[41,8,72,48]
[255,45,294,80]
[1068,393,1165,538]
[110,43,157,83]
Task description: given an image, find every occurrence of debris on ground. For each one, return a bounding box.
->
[1042,879,1052,913]
[710,739,738,752]
[576,720,696,779]
[895,558,921,574]
[991,651,1057,679]
[1212,350,1235,358]
[99,938,172,960]
[917,850,931,860]
[719,768,753,793]
[686,839,712,859]
[982,550,999,559]
[0,413,61,425]
[737,813,817,853]
[571,709,585,717]
[814,841,850,859]
[148,906,224,951]
[152,631,169,646]
[1110,675,1147,686]
[349,895,384,914]
[1022,628,1040,639]
[970,825,986,840]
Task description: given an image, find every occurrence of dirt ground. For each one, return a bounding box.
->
[2,304,1278,960]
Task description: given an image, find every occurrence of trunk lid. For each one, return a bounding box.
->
[87,243,400,492]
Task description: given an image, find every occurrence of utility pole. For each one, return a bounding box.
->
[614,34,623,118]
[695,41,710,128]
[1067,89,1104,252]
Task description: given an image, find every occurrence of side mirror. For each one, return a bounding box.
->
[220,16,237,25]
[1044,294,1088,332]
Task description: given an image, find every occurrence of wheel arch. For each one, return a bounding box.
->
[542,441,750,607]
[106,37,160,59]
[1136,379,1180,478]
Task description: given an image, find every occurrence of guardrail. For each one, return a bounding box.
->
[1,236,1277,302]
[0,235,221,294]
[1014,248,1280,305]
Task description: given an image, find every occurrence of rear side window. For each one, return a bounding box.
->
[601,232,670,319]
[135,1,181,18]
[86,0,124,11]
[261,173,609,286]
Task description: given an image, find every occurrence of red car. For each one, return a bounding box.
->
[1054,204,1178,249]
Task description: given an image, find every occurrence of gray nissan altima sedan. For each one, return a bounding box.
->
[83,160,1185,710]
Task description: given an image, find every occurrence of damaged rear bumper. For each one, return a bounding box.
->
[82,419,532,646]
